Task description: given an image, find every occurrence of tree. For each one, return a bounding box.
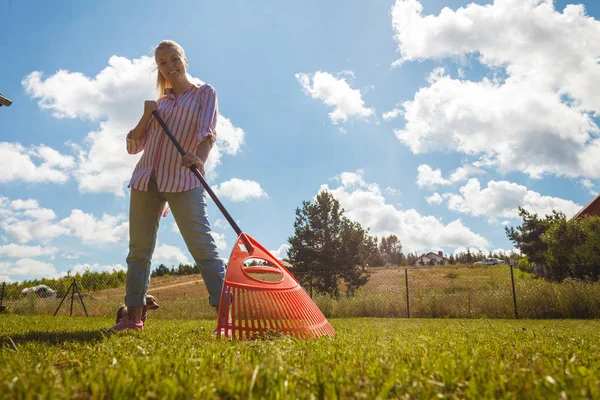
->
[338,219,370,294]
[406,252,419,266]
[448,254,456,264]
[152,264,170,277]
[362,234,385,267]
[505,207,565,268]
[287,190,370,296]
[379,235,404,265]
[543,215,600,281]
[466,249,473,264]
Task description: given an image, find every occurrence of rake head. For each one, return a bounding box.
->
[216,233,335,340]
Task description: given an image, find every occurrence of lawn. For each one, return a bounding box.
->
[1,316,599,399]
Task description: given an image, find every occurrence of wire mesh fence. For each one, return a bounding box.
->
[1,264,600,320]
[0,273,217,320]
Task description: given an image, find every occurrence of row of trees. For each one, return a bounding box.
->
[506,207,600,281]
[152,263,201,277]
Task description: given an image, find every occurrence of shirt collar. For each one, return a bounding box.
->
[163,82,199,99]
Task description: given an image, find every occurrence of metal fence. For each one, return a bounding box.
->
[1,264,600,320]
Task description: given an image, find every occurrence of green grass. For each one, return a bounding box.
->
[1,316,599,399]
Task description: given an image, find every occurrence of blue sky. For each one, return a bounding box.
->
[2,0,600,282]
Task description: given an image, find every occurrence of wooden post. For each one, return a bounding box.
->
[405,268,410,318]
[510,261,519,319]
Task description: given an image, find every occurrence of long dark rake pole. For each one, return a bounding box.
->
[152,111,242,236]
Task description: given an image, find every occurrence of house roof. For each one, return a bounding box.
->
[571,194,600,220]
[416,252,450,262]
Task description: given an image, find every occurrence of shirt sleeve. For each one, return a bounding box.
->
[126,131,147,154]
[126,117,153,154]
[196,85,218,145]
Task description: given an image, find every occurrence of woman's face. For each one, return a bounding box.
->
[155,46,187,84]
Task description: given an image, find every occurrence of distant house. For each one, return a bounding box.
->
[414,251,450,266]
[571,194,600,220]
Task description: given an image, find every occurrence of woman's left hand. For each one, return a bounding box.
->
[182,152,205,176]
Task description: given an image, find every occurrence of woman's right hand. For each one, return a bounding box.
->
[144,100,158,117]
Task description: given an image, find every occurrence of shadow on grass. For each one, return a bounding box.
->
[1,330,106,347]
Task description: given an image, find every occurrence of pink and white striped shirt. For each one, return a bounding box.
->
[126,83,218,193]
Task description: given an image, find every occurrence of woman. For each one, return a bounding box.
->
[109,40,225,331]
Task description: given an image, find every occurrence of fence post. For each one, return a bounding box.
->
[0,282,5,312]
[509,261,519,319]
[405,268,410,318]
[467,290,472,318]
[70,280,76,316]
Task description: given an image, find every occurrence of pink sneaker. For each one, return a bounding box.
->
[107,317,144,332]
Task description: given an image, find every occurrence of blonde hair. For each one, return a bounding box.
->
[154,40,188,98]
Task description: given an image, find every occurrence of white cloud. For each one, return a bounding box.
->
[416,165,450,188]
[296,71,374,124]
[426,193,444,205]
[417,164,484,189]
[0,258,58,279]
[214,179,269,202]
[214,219,229,230]
[1,197,128,245]
[318,174,489,252]
[23,55,245,196]
[171,219,228,250]
[211,232,227,251]
[59,210,128,244]
[391,0,600,179]
[449,165,483,183]
[69,263,126,275]
[445,178,581,220]
[382,108,403,121]
[270,244,291,260]
[23,208,56,221]
[0,142,74,184]
[384,187,400,196]
[11,199,39,210]
[0,275,13,283]
[335,170,366,188]
[0,244,58,258]
[3,215,70,244]
[580,179,598,196]
[152,244,191,267]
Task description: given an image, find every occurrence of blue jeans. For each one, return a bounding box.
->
[125,174,225,307]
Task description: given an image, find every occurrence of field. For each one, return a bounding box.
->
[1,315,599,399]
[3,265,600,320]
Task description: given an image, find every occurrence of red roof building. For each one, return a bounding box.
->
[571,194,600,220]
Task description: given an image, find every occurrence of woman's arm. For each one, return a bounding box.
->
[126,101,157,154]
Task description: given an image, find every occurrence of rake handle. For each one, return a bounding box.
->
[152,111,242,236]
